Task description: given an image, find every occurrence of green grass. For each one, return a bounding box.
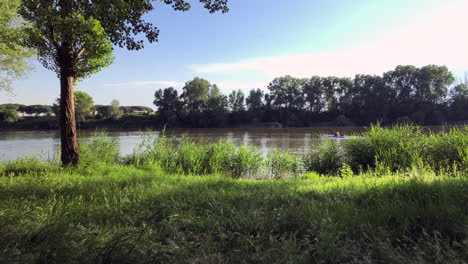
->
[304,124,468,175]
[0,161,466,263]
[0,126,467,263]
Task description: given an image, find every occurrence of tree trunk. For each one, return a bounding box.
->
[59,46,79,166]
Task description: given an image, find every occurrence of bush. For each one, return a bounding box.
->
[344,124,422,172]
[266,148,300,179]
[419,127,468,171]
[303,140,344,175]
[226,144,264,179]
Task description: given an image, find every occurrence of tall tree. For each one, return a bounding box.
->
[416,65,454,105]
[181,77,211,112]
[0,0,34,92]
[228,89,245,112]
[19,0,229,165]
[303,76,324,113]
[109,99,123,119]
[246,88,264,112]
[154,87,183,124]
[267,76,304,110]
[74,91,94,121]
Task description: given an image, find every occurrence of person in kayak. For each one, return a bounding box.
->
[334,131,340,137]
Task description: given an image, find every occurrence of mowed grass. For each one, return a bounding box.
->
[0,162,467,263]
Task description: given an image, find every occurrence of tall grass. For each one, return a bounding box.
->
[3,125,466,180]
[127,133,264,178]
[304,124,468,175]
[266,148,301,179]
[303,139,344,175]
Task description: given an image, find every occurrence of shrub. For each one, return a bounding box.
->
[226,144,263,179]
[266,148,300,179]
[343,124,422,172]
[420,127,468,171]
[303,139,344,175]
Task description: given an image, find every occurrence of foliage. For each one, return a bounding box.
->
[228,89,245,112]
[154,87,182,124]
[303,139,344,175]
[0,104,21,123]
[266,148,300,179]
[0,0,34,92]
[18,105,52,116]
[147,65,463,128]
[108,99,123,120]
[181,77,211,112]
[74,91,94,121]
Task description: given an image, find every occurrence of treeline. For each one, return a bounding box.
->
[154,65,468,127]
[0,92,153,125]
[2,64,468,128]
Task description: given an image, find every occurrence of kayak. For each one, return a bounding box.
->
[325,135,345,139]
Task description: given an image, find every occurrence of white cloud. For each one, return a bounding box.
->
[104,81,184,88]
[191,0,468,78]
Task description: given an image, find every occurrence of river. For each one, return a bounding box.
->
[0,127,368,161]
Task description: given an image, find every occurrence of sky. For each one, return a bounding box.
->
[2,0,468,108]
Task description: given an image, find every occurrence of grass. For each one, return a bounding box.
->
[305,124,468,175]
[0,126,467,263]
[0,161,466,263]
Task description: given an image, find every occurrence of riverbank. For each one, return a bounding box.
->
[1,125,467,263]
[3,115,468,131]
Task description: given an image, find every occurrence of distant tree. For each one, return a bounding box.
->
[449,83,468,120]
[19,0,229,165]
[349,74,394,123]
[94,105,111,119]
[383,65,419,116]
[181,77,211,112]
[109,99,123,119]
[246,89,264,112]
[228,89,245,112]
[416,65,454,105]
[303,76,324,112]
[19,105,53,116]
[154,87,183,124]
[209,84,221,98]
[0,104,21,122]
[0,0,34,92]
[205,93,228,126]
[267,76,304,110]
[74,91,94,121]
[52,91,93,121]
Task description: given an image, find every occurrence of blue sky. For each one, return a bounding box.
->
[2,0,467,108]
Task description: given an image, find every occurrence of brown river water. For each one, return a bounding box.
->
[0,126,437,161]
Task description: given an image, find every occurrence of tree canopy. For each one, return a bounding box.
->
[0,0,34,92]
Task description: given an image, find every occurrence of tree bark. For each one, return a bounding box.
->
[59,45,79,166]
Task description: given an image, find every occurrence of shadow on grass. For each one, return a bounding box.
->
[1,168,467,263]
